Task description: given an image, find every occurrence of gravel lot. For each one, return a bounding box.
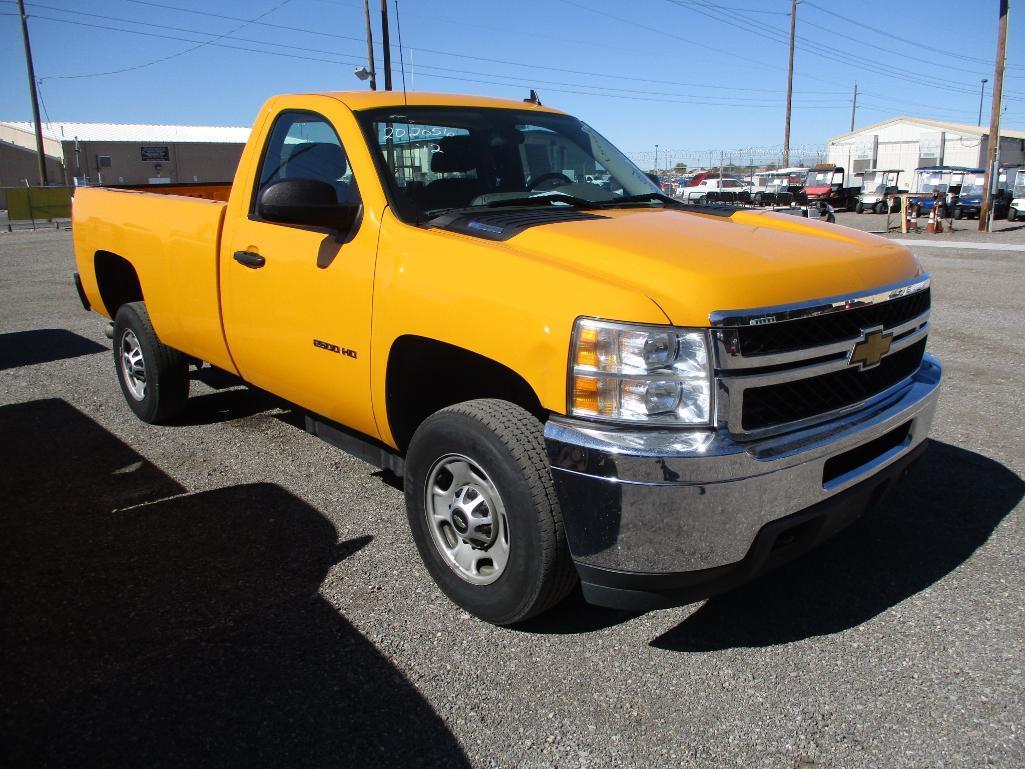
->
[1,225,1023,769]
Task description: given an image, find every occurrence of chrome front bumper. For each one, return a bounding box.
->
[544,354,941,580]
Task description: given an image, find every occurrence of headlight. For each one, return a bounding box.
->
[568,318,712,425]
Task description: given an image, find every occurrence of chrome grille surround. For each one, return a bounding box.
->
[710,275,932,440]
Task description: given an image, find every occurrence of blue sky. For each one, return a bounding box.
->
[2,0,1023,164]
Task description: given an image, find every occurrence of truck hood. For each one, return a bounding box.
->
[501,207,921,327]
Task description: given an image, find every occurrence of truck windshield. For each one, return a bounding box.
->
[916,172,949,194]
[960,173,985,196]
[806,170,834,186]
[1014,171,1025,198]
[356,106,661,221]
[861,173,885,193]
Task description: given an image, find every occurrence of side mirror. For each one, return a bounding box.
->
[257,178,358,231]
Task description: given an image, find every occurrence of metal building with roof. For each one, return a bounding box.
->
[0,120,250,189]
[827,116,1025,182]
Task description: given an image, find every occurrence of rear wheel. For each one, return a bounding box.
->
[404,399,576,625]
[954,206,964,220]
[112,302,189,424]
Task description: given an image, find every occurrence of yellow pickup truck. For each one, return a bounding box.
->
[72,91,941,624]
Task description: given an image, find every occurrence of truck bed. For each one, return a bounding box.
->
[72,186,236,372]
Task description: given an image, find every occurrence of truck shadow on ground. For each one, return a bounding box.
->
[0,398,470,769]
[0,328,106,370]
[650,441,1023,652]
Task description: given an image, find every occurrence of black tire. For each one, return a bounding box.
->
[855,201,864,214]
[954,206,964,220]
[1009,207,1018,222]
[112,301,189,424]
[404,399,576,625]
[874,201,887,214]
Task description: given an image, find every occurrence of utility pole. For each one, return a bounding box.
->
[978,78,988,126]
[979,0,1008,232]
[782,0,797,168]
[380,0,393,91]
[849,82,858,132]
[16,0,48,187]
[362,0,376,90]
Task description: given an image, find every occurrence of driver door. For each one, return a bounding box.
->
[219,108,379,438]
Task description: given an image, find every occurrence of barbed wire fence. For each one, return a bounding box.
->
[628,144,828,173]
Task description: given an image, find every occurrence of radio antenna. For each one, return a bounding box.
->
[394,0,408,104]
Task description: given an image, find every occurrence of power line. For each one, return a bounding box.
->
[802,0,1024,71]
[27,13,855,110]
[26,1,844,96]
[664,0,1025,101]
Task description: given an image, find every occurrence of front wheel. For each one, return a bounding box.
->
[404,399,576,625]
[855,201,864,214]
[1009,207,1018,222]
[112,301,189,424]
[954,206,964,220]
[874,201,887,214]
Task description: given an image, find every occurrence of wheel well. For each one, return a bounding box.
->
[94,251,142,317]
[385,336,546,452]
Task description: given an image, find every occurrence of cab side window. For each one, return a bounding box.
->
[254,111,359,213]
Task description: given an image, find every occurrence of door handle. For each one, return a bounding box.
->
[233,250,266,268]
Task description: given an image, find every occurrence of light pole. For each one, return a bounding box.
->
[978,78,988,126]
[654,144,659,174]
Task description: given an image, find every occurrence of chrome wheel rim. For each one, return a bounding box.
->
[424,453,509,585]
[119,329,146,400]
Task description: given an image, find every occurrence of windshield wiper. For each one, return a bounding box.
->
[483,193,601,209]
[423,194,600,220]
[602,192,682,207]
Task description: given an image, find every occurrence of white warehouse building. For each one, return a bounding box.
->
[827,116,1025,181]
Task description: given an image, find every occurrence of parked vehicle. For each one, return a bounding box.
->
[951,168,1012,220]
[72,90,941,625]
[855,169,904,214]
[680,176,750,202]
[1009,168,1025,222]
[753,167,808,206]
[909,166,970,216]
[803,165,861,211]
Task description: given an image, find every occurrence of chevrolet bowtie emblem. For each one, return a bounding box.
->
[849,327,893,370]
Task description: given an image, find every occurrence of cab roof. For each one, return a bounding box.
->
[320,90,567,114]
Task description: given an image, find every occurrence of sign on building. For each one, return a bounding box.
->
[918,132,944,167]
[851,136,877,173]
[140,146,170,162]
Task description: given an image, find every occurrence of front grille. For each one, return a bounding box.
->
[737,288,930,356]
[741,339,926,431]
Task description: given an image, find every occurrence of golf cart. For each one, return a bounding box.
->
[909,165,970,217]
[855,169,905,214]
[951,168,1012,220]
[753,167,808,206]
[803,165,861,210]
[1009,168,1025,222]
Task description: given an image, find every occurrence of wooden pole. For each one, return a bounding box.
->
[979,0,1008,232]
[362,0,376,90]
[782,0,797,168]
[850,82,858,133]
[380,0,393,91]
[16,0,48,186]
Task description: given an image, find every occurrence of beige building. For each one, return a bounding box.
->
[827,116,1025,179]
[0,121,250,206]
